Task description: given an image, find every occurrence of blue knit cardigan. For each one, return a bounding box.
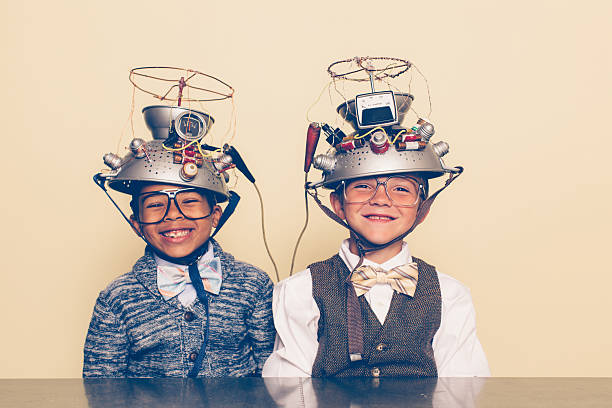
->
[83,239,275,377]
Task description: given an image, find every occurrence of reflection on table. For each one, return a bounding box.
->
[0,377,610,407]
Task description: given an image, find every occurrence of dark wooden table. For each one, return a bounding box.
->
[1,377,611,407]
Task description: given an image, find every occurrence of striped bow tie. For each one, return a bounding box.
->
[350,263,419,297]
[157,257,222,300]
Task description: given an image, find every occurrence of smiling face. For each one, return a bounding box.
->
[330,175,426,258]
[129,183,222,259]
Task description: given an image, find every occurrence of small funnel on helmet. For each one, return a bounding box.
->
[142,105,214,140]
[336,92,414,131]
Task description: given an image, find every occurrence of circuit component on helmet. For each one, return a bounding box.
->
[129,138,148,158]
[432,141,449,157]
[416,118,435,142]
[370,130,390,154]
[312,154,336,172]
[322,124,345,146]
[180,162,198,181]
[103,153,124,170]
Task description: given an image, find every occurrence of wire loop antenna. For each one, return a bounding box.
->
[129,66,235,103]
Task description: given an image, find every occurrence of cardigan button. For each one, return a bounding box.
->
[189,352,198,362]
[376,343,386,352]
[371,367,381,377]
[184,311,196,322]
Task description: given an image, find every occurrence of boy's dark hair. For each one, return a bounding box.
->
[129,184,218,221]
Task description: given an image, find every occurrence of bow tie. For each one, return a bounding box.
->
[157,257,222,300]
[350,263,418,297]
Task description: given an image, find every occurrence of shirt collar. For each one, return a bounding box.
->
[338,238,412,271]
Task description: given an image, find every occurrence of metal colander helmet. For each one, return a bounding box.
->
[100,105,230,203]
[307,92,460,193]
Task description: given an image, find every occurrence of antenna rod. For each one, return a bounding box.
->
[367,62,375,93]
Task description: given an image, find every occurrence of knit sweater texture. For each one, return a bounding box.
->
[83,239,275,378]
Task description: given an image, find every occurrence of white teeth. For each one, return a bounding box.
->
[162,229,190,238]
[367,215,392,220]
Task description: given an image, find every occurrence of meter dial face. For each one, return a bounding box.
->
[176,112,206,141]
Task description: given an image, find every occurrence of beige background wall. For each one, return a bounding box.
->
[1,0,611,378]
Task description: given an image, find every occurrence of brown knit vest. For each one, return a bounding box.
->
[310,254,441,377]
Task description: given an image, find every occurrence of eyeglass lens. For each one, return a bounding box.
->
[139,190,211,224]
[344,177,420,207]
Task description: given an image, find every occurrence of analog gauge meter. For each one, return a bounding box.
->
[175,111,208,141]
[355,91,398,129]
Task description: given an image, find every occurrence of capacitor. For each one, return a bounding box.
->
[396,141,427,151]
[336,138,365,152]
[398,130,421,142]
[129,138,147,159]
[103,153,123,170]
[370,130,389,154]
[304,122,321,172]
[180,162,198,181]
[173,154,183,164]
[184,149,196,157]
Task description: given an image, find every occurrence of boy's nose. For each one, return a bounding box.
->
[369,184,392,205]
[164,199,184,220]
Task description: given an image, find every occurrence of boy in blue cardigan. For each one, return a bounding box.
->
[84,105,274,377]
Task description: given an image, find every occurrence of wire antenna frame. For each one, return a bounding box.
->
[129,66,235,105]
[327,56,412,82]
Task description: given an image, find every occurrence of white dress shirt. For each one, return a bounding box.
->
[262,240,490,377]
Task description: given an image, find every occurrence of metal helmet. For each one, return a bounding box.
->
[99,105,230,202]
[307,92,460,191]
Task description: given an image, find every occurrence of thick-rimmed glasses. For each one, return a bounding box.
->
[343,176,422,207]
[137,188,213,224]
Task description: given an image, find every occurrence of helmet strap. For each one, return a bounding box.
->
[211,191,240,239]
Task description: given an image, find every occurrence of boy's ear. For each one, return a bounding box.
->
[129,215,143,238]
[329,192,346,220]
[210,205,223,228]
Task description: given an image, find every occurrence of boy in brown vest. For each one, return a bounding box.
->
[263,90,489,378]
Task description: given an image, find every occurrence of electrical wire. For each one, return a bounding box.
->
[354,126,387,140]
[390,129,406,144]
[161,139,221,159]
[411,64,433,118]
[290,173,310,276]
[306,81,332,123]
[253,182,280,282]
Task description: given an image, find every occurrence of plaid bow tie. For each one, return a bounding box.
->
[350,263,419,297]
[157,257,222,300]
